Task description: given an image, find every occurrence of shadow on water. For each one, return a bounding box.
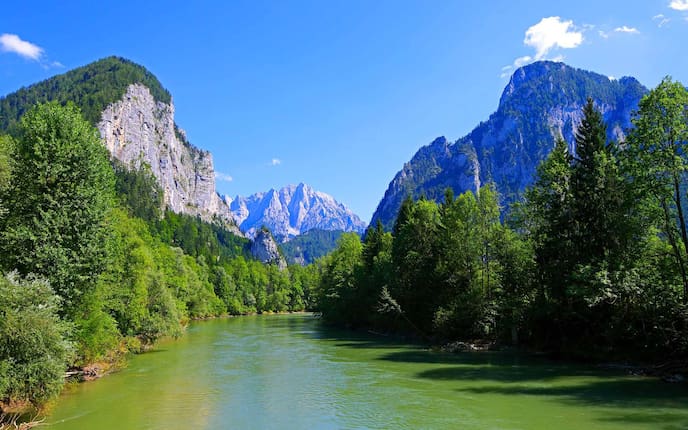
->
[306,319,688,430]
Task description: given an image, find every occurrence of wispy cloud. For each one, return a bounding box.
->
[0,33,43,60]
[270,158,281,166]
[670,0,688,11]
[598,30,609,39]
[653,14,671,27]
[614,25,640,34]
[215,172,233,182]
[501,17,583,78]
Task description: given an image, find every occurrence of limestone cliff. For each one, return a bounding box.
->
[98,84,237,231]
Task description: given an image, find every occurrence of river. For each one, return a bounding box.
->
[45,314,688,429]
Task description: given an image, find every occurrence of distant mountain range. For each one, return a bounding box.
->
[371,61,648,229]
[226,183,366,241]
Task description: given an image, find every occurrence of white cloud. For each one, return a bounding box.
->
[599,30,609,39]
[501,17,582,79]
[215,172,233,182]
[524,17,583,60]
[270,158,281,166]
[0,33,43,60]
[653,14,671,27]
[614,25,640,34]
[670,0,688,11]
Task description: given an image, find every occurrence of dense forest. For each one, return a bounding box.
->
[0,102,320,420]
[318,78,688,361]
[281,229,345,265]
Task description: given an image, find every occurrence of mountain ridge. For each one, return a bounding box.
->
[227,182,366,241]
[370,61,648,229]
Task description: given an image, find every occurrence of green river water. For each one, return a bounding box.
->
[45,314,688,429]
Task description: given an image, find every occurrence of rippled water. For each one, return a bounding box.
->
[45,314,688,429]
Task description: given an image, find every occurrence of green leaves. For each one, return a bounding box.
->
[1,102,115,316]
[0,273,72,407]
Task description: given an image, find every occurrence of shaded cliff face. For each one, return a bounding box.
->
[228,183,366,241]
[99,84,234,228]
[250,229,287,270]
[371,61,648,230]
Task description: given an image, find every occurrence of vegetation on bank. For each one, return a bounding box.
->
[317,78,688,362]
[0,102,319,420]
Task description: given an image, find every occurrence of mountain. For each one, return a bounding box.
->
[0,56,237,232]
[280,229,346,265]
[226,183,367,241]
[371,61,648,230]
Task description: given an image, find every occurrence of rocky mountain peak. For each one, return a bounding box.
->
[228,183,366,241]
[371,61,649,230]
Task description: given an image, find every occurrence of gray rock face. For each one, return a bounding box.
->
[228,183,366,241]
[250,229,287,270]
[371,61,648,229]
[98,84,238,232]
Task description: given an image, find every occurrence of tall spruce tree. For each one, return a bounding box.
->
[571,98,611,265]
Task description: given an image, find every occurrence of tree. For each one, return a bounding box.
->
[570,98,607,263]
[0,135,12,219]
[0,102,115,317]
[629,78,688,303]
[523,137,573,303]
[391,198,440,333]
[318,233,363,324]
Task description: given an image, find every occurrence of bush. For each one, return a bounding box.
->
[0,273,72,408]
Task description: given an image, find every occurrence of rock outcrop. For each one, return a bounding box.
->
[249,228,287,270]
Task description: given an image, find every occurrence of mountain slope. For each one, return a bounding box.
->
[281,229,346,265]
[0,56,236,231]
[371,61,648,230]
[227,183,366,241]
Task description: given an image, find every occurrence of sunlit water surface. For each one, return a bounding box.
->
[45,314,688,429]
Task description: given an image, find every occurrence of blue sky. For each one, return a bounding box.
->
[2,1,688,223]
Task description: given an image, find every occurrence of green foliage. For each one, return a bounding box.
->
[113,161,164,222]
[0,102,115,317]
[0,273,72,407]
[628,77,688,304]
[0,135,11,220]
[281,229,345,265]
[317,233,363,324]
[0,56,171,130]
[154,211,249,263]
